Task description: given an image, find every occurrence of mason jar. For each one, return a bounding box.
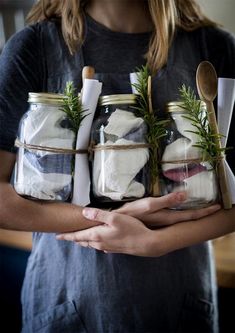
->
[14,92,76,201]
[160,101,218,209]
[90,94,150,205]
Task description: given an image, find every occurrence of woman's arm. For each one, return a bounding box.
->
[0,150,101,232]
[153,206,235,255]
[115,194,222,227]
[1,148,221,235]
[56,199,227,257]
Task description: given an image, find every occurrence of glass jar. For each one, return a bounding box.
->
[14,92,76,201]
[90,94,150,204]
[160,101,218,209]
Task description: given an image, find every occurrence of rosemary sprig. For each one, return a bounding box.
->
[60,81,88,134]
[131,65,149,119]
[179,84,227,168]
[131,65,168,190]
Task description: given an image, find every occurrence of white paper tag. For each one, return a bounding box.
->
[72,79,102,206]
[218,77,235,204]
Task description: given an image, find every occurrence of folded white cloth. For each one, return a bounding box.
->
[93,139,148,200]
[104,109,144,138]
[161,113,217,205]
[162,137,201,171]
[24,105,74,149]
[173,113,200,142]
[14,104,75,201]
[14,154,72,200]
[170,165,218,203]
[93,108,149,201]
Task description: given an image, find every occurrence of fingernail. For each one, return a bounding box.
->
[82,207,96,219]
[176,192,187,202]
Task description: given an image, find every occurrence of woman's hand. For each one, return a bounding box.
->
[115,192,221,227]
[56,192,221,256]
[56,208,155,256]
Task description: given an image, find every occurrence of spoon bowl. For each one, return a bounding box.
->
[196,61,218,102]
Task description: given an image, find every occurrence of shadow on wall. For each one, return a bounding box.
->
[0,0,35,51]
[197,0,235,34]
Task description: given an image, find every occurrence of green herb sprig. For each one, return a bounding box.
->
[60,81,88,133]
[131,65,168,191]
[179,84,228,168]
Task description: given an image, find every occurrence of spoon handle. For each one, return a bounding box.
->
[82,66,95,84]
[147,75,160,196]
[206,101,232,209]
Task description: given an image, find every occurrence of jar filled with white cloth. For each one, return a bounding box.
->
[161,101,218,209]
[90,94,150,204]
[14,92,76,201]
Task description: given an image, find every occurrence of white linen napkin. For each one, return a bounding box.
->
[93,109,149,200]
[14,105,75,201]
[104,109,144,138]
[94,139,148,200]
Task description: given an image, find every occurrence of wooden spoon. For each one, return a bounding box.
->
[196,61,232,209]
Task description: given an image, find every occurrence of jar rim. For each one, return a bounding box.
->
[166,100,206,112]
[99,94,137,106]
[28,92,66,105]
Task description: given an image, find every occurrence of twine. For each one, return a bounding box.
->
[15,137,224,163]
[161,156,224,164]
[15,137,150,155]
[91,143,150,151]
[15,138,88,155]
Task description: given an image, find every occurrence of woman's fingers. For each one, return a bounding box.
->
[56,208,121,242]
[56,224,103,242]
[82,207,118,226]
[116,192,187,217]
[56,208,153,256]
[142,204,221,227]
[115,192,221,227]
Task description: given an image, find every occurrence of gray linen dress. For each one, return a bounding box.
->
[0,15,235,333]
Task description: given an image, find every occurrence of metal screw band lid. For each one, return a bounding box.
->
[166,100,206,112]
[28,92,65,105]
[99,94,137,106]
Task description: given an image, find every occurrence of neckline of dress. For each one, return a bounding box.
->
[85,13,153,40]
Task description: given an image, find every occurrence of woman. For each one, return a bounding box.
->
[0,0,234,332]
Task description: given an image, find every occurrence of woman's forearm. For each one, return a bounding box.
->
[0,150,100,233]
[0,183,100,232]
[155,206,235,255]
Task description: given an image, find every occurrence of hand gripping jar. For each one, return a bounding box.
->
[90,94,150,205]
[14,92,76,201]
[160,101,218,209]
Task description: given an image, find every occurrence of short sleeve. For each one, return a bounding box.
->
[0,24,43,152]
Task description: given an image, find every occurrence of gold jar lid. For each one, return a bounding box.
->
[166,100,206,112]
[99,94,137,106]
[28,92,65,105]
